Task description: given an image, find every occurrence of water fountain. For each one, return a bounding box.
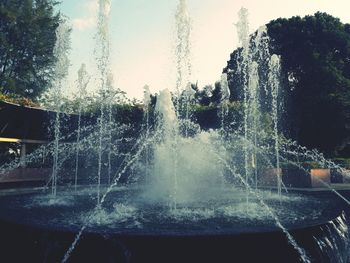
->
[0,1,349,263]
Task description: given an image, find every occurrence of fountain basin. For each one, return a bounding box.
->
[0,187,349,262]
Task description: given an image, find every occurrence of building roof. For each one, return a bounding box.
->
[0,101,79,143]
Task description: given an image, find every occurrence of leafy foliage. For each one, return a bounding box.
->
[267,12,350,157]
[0,91,38,107]
[0,0,60,99]
[225,12,350,157]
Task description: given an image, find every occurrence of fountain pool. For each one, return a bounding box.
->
[0,187,349,262]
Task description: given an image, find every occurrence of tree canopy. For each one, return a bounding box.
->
[0,0,60,100]
[224,12,350,157]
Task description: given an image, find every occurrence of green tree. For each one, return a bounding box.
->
[195,84,213,106]
[267,12,350,156]
[0,0,60,100]
[225,12,350,157]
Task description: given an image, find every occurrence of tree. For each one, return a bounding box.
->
[0,0,60,100]
[267,13,350,156]
[224,12,350,157]
[195,85,213,106]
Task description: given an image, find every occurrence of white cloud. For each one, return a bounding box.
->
[64,0,350,99]
[86,0,98,13]
[72,17,95,30]
[72,0,98,31]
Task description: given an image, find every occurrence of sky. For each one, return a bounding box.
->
[59,0,350,100]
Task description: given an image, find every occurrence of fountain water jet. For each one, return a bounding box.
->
[95,0,112,204]
[51,21,71,197]
[269,54,282,196]
[74,64,90,191]
[220,73,230,131]
[143,85,152,184]
[175,0,193,129]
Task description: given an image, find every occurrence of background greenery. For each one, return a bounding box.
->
[224,12,350,158]
[0,0,349,160]
[0,0,60,100]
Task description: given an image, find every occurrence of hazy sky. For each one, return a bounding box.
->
[59,0,350,99]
